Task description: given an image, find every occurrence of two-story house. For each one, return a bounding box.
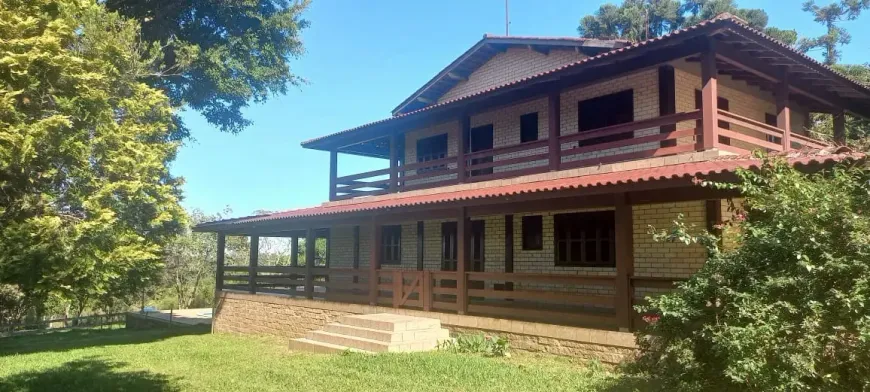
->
[196,14,870,361]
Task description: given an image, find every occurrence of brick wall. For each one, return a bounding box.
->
[439,48,585,103]
[633,201,707,279]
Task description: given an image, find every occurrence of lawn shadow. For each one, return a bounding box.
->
[0,358,179,392]
[0,325,210,357]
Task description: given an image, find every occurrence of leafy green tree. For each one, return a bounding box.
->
[578,0,797,45]
[798,0,870,65]
[0,1,184,313]
[104,0,311,136]
[628,155,870,391]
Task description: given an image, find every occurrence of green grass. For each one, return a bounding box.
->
[0,327,630,392]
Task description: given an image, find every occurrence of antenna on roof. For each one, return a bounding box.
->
[505,0,510,36]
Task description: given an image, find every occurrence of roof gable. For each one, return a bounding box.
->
[392,35,628,115]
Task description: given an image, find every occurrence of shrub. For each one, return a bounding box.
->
[439,333,510,357]
[627,154,870,391]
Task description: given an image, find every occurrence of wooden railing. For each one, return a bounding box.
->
[329,109,832,200]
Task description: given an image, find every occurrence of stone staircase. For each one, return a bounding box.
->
[288,313,451,354]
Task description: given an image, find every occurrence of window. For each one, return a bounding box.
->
[765,113,782,144]
[416,134,448,173]
[577,90,634,146]
[466,124,494,177]
[441,222,457,271]
[381,225,402,265]
[520,112,539,143]
[521,215,543,250]
[554,211,615,267]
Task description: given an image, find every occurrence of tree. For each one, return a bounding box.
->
[105,0,311,136]
[798,0,870,65]
[578,0,798,45]
[627,155,870,391]
[163,209,232,309]
[0,1,184,314]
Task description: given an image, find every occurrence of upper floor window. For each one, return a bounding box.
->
[554,211,615,267]
[381,225,402,265]
[416,133,448,174]
[765,113,782,144]
[520,112,539,143]
[577,90,634,146]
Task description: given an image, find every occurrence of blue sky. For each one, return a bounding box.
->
[171,0,870,217]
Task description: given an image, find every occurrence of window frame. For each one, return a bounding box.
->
[553,211,616,267]
[577,89,635,146]
[381,225,402,265]
[521,215,543,251]
[520,112,539,143]
[415,133,449,174]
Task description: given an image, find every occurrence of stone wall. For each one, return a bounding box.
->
[213,291,637,363]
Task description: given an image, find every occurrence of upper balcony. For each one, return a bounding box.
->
[302,15,870,202]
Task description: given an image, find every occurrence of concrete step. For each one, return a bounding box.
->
[323,322,450,343]
[307,330,443,353]
[339,313,441,332]
[288,338,371,354]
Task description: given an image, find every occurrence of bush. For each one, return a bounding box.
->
[627,154,870,391]
[439,333,510,357]
[0,284,28,326]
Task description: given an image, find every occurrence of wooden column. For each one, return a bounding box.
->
[352,226,360,283]
[216,233,226,292]
[456,207,469,314]
[304,228,315,299]
[329,150,338,201]
[504,215,514,291]
[290,235,298,267]
[248,236,259,294]
[457,115,469,183]
[368,219,382,305]
[700,41,719,150]
[834,109,846,144]
[614,193,634,331]
[416,221,424,270]
[776,70,792,151]
[389,134,398,193]
[547,92,561,171]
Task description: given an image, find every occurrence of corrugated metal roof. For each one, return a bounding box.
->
[195,149,862,230]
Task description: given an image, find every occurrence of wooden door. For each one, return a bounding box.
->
[465,124,494,177]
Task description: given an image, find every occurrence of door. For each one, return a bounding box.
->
[440,221,484,272]
[465,124,494,177]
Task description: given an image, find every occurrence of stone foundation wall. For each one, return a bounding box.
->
[213,291,637,363]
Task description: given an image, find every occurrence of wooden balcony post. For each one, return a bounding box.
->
[290,235,298,267]
[422,270,432,311]
[392,270,402,308]
[457,115,469,183]
[614,193,634,331]
[547,92,561,171]
[777,70,791,151]
[369,219,382,305]
[834,109,846,144]
[248,235,259,294]
[216,233,226,292]
[457,207,469,314]
[389,134,398,193]
[700,40,719,150]
[305,228,315,299]
[329,150,338,201]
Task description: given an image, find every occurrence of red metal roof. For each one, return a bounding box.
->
[195,150,862,230]
[302,14,870,150]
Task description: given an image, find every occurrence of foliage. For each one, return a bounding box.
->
[0,1,184,316]
[578,0,797,45]
[438,333,511,357]
[798,0,870,65]
[162,208,230,309]
[0,284,29,325]
[105,0,311,136]
[627,155,870,391]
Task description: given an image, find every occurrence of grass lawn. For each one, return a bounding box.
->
[0,327,630,392]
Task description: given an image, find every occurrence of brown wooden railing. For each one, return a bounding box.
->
[329,109,831,200]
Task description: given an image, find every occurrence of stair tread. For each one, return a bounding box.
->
[289,338,372,353]
[309,330,393,346]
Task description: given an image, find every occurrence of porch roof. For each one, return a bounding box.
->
[302,14,870,159]
[194,149,862,233]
